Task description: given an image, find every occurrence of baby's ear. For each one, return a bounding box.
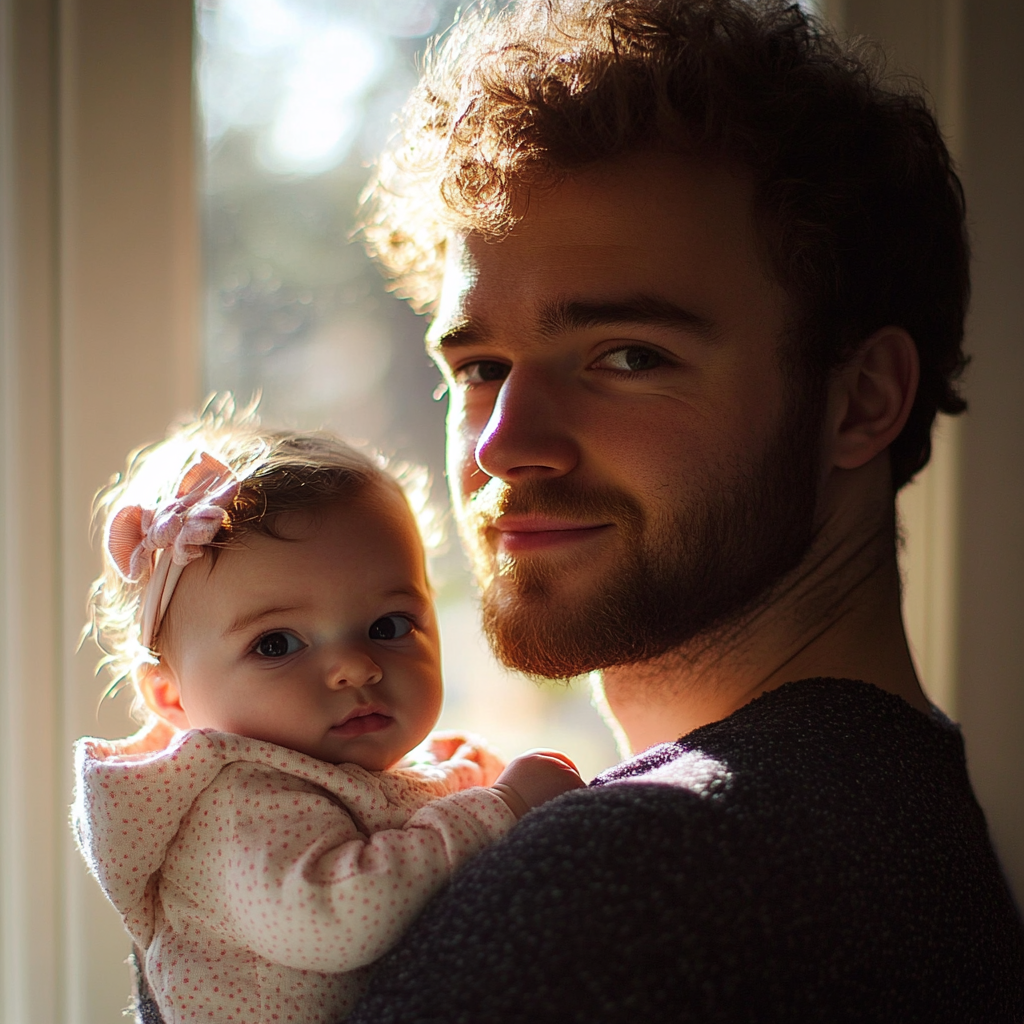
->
[137,662,191,731]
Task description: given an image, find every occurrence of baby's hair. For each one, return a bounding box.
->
[87,394,431,720]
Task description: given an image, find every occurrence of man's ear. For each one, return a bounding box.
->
[137,662,191,731]
[826,326,920,472]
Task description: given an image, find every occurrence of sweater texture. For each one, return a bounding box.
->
[347,679,1024,1023]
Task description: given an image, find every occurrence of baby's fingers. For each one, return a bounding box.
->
[452,740,506,785]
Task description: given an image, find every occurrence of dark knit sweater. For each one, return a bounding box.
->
[346,679,1024,1023]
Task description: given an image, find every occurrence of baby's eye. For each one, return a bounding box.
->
[594,346,667,373]
[368,615,414,641]
[254,631,305,659]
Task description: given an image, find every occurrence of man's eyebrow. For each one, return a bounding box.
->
[429,294,716,354]
[223,606,299,638]
[429,319,485,352]
[537,295,718,339]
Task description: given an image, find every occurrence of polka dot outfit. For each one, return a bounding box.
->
[72,728,515,1023]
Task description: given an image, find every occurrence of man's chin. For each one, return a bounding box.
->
[486,553,604,602]
[477,547,813,681]
[481,604,600,680]
[480,577,662,680]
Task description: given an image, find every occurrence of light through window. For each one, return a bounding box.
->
[196,0,620,779]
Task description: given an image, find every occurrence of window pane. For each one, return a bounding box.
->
[196,0,619,779]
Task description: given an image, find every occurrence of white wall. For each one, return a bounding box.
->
[0,2,199,1021]
[954,0,1024,908]
[842,0,1024,908]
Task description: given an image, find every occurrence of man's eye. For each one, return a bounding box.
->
[453,360,510,386]
[368,615,414,641]
[254,631,305,659]
[595,347,666,373]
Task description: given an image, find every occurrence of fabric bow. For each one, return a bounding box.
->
[106,453,239,648]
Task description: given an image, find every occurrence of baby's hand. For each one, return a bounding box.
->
[492,749,586,818]
[427,731,505,786]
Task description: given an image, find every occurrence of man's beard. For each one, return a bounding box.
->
[462,384,824,680]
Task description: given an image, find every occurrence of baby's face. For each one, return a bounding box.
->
[155,488,442,770]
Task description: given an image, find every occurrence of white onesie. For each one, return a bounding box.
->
[73,726,516,1023]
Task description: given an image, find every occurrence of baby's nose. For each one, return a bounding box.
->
[326,648,383,689]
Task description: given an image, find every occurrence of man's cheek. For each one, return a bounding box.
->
[445,395,492,505]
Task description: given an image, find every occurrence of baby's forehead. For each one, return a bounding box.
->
[238,477,418,540]
[162,492,430,633]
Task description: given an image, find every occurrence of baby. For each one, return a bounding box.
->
[73,404,583,1024]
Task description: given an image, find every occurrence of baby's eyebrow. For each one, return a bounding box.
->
[379,587,431,607]
[223,606,299,637]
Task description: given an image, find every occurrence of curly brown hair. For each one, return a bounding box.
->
[360,0,969,489]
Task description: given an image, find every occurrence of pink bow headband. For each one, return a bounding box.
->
[106,453,240,650]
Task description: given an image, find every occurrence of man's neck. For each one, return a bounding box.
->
[600,465,929,756]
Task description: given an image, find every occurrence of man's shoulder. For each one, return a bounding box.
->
[595,676,962,781]
[468,677,1022,996]
[431,677,990,915]
[543,677,961,817]
[348,679,1024,1024]
[585,678,966,814]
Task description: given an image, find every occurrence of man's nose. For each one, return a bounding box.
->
[474,368,579,482]
[325,647,383,690]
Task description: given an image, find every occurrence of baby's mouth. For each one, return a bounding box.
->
[330,706,393,739]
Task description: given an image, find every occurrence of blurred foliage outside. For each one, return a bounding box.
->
[197,0,619,778]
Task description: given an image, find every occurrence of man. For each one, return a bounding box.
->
[346,0,1024,1020]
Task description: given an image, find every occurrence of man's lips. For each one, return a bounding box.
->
[490,516,612,554]
[330,707,393,739]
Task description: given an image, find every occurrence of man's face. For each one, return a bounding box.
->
[428,152,823,678]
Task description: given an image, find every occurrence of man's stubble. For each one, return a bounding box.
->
[461,373,825,681]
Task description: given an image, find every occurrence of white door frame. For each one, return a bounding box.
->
[0,2,198,1021]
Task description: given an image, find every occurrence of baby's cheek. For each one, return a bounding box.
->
[215,701,306,750]
[407,680,445,749]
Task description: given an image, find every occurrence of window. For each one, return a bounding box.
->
[3,3,1018,1021]
[196,0,622,782]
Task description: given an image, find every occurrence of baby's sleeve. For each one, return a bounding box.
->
[166,771,516,974]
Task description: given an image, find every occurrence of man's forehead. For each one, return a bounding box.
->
[423,152,779,361]
[426,235,477,347]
